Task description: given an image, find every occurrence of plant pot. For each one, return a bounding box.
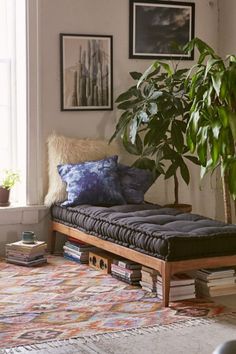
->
[164,203,192,213]
[0,187,10,206]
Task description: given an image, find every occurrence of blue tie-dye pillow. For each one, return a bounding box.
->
[58,156,126,207]
[118,164,155,204]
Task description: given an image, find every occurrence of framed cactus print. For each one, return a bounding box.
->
[60,34,113,110]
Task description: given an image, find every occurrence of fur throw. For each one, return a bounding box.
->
[44,133,119,206]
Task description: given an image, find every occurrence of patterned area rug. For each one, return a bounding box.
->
[0,256,230,349]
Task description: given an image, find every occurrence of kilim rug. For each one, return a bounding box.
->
[0,256,231,350]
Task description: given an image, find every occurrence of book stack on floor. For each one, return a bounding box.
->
[156,273,196,301]
[140,266,158,293]
[111,258,142,285]
[5,241,47,266]
[63,238,96,264]
[195,267,236,298]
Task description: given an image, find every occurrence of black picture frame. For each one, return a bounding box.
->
[129,0,195,60]
[60,34,113,111]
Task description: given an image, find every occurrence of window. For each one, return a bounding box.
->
[0,0,26,204]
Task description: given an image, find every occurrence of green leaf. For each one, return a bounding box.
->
[192,38,215,56]
[135,134,143,155]
[218,107,229,128]
[228,55,236,63]
[186,134,195,153]
[165,163,177,179]
[148,102,158,115]
[155,148,163,165]
[228,111,236,141]
[130,71,142,80]
[147,65,161,79]
[212,72,223,97]
[138,111,149,123]
[142,145,156,157]
[117,98,141,110]
[197,142,207,166]
[123,128,140,156]
[212,122,221,139]
[149,91,163,100]
[129,118,138,144]
[158,62,173,76]
[180,160,190,185]
[184,155,201,165]
[137,63,155,88]
[204,58,222,80]
[171,121,184,153]
[210,138,220,166]
[190,111,200,135]
[220,73,228,100]
[116,88,135,103]
[109,111,131,143]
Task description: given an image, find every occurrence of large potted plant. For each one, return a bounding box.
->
[184,38,236,223]
[0,170,20,206]
[110,61,199,211]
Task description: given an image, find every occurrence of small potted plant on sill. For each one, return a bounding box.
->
[110,61,199,212]
[0,169,20,206]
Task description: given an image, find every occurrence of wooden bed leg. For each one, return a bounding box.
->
[49,227,57,255]
[162,262,171,307]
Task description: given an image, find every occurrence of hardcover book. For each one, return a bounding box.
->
[157,283,195,296]
[63,253,88,264]
[196,268,235,280]
[113,258,141,270]
[157,273,195,287]
[6,257,47,266]
[141,266,159,275]
[111,264,141,278]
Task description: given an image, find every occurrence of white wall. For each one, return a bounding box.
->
[219,0,236,57]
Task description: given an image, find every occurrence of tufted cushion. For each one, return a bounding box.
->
[44,133,119,206]
[57,156,126,206]
[118,164,154,204]
[51,204,236,261]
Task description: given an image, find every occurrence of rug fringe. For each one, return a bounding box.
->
[1,312,236,353]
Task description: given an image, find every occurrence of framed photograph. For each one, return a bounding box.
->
[129,0,195,60]
[60,34,113,111]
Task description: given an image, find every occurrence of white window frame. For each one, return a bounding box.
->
[0,0,47,224]
[26,0,43,206]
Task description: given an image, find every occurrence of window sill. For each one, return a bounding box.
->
[0,204,49,225]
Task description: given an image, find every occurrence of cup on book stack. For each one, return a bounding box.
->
[22,231,37,244]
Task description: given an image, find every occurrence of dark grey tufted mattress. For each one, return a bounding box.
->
[51,203,236,261]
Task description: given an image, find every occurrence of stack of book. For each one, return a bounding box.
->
[63,239,96,264]
[156,273,195,301]
[111,258,141,285]
[5,240,47,266]
[140,266,158,293]
[195,267,236,297]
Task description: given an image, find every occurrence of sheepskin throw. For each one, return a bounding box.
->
[44,133,119,206]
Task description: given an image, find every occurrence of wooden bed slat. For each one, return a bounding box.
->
[50,221,236,307]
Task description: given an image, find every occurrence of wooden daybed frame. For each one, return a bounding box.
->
[50,221,236,307]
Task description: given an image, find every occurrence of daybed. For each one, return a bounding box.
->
[50,203,236,307]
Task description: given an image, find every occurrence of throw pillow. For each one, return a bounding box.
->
[44,133,119,206]
[58,156,126,207]
[118,164,155,204]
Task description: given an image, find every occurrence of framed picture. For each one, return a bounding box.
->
[129,0,195,60]
[60,34,113,111]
